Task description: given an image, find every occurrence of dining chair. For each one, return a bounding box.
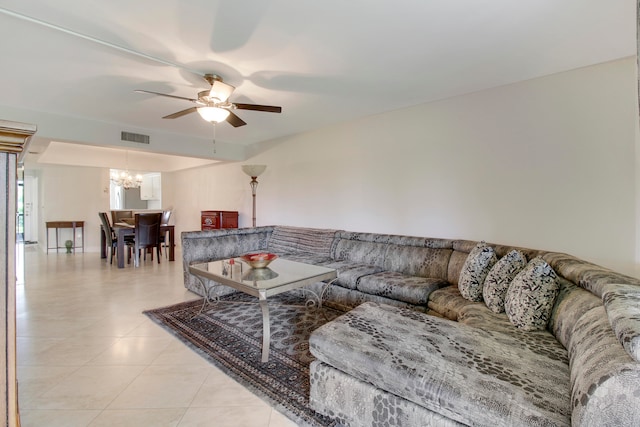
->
[159,210,172,258]
[111,210,133,225]
[98,212,118,264]
[127,212,162,267]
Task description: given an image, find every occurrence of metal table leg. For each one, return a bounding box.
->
[259,297,270,363]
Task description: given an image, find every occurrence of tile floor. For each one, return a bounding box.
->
[16,244,298,427]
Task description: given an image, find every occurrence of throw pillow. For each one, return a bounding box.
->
[504,257,560,331]
[483,249,528,313]
[458,242,497,302]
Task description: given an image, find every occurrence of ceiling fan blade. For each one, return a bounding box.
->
[135,89,197,102]
[163,107,197,119]
[234,103,282,113]
[226,111,247,127]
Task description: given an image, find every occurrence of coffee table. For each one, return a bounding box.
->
[189,257,337,362]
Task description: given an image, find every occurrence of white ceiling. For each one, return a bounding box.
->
[0,0,635,169]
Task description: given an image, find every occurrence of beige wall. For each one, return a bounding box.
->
[167,57,639,276]
[27,165,110,252]
[28,57,638,276]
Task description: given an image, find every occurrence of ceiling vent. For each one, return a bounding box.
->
[121,131,150,144]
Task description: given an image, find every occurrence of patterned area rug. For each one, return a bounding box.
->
[144,292,343,427]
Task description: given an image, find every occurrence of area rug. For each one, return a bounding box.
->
[144,292,343,427]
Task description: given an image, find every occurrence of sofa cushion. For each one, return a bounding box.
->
[382,245,452,280]
[305,280,432,313]
[458,304,569,363]
[427,285,474,321]
[602,283,640,362]
[322,260,384,290]
[356,271,449,305]
[267,226,337,257]
[310,302,570,426]
[483,249,528,313]
[458,242,497,302]
[505,257,560,331]
[278,252,333,266]
[332,238,388,268]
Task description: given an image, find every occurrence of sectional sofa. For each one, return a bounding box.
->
[181,225,640,426]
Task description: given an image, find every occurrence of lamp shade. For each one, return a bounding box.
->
[197,106,231,123]
[209,80,235,102]
[241,165,266,178]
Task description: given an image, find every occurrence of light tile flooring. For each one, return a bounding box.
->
[16,244,298,427]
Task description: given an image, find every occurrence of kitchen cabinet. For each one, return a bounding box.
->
[140,173,161,200]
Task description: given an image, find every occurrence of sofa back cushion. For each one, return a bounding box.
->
[542,252,640,298]
[181,227,273,296]
[332,231,453,279]
[382,245,452,279]
[182,228,272,264]
[332,238,388,267]
[547,277,601,350]
[267,226,337,257]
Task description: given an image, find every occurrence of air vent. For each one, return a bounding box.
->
[121,131,150,144]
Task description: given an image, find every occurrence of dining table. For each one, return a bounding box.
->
[100,222,175,268]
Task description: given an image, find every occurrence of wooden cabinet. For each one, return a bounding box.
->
[201,210,239,230]
[140,173,161,200]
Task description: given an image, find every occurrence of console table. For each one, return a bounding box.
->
[46,221,84,253]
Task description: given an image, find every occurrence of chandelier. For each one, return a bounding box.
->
[110,151,142,189]
[111,169,143,189]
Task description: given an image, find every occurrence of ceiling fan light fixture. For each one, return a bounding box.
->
[209,80,235,102]
[197,106,230,123]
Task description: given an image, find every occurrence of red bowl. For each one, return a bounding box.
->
[239,252,278,269]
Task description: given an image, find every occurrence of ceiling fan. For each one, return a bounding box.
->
[135,74,282,127]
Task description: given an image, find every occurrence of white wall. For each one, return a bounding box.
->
[167,57,638,276]
[29,165,110,253]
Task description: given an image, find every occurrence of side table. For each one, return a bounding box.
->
[46,221,84,253]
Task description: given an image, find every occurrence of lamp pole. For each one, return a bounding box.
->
[249,175,259,227]
[241,165,266,227]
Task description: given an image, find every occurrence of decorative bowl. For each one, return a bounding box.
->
[239,252,278,269]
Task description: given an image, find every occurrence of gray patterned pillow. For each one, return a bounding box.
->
[483,250,528,313]
[458,242,497,302]
[505,257,560,331]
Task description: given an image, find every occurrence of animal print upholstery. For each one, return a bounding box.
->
[182,226,640,426]
[505,257,560,331]
[483,249,527,313]
[310,361,464,427]
[181,227,272,295]
[568,306,640,426]
[602,283,640,362]
[310,302,571,426]
[356,271,448,305]
[458,242,497,302]
[267,225,338,257]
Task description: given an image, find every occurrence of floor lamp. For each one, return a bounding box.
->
[241,165,266,227]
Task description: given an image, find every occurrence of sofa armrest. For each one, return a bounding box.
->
[181,226,273,295]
